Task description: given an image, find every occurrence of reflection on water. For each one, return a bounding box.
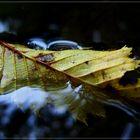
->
[0,81,139,138]
[103,99,139,120]
[0,82,73,112]
[0,82,76,138]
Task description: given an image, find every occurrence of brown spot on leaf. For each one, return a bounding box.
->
[35,53,55,63]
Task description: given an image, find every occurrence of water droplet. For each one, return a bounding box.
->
[26,37,48,50]
[47,40,82,51]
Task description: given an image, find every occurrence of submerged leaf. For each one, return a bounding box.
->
[0,41,140,123]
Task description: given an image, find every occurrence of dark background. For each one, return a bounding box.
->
[0,2,140,139]
[1,2,140,48]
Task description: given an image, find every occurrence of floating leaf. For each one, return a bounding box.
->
[0,41,140,123]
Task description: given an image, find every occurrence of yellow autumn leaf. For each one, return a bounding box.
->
[1,41,140,96]
[0,41,140,123]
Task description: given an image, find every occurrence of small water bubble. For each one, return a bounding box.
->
[26,37,48,50]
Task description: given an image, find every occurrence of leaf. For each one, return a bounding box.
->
[0,41,140,123]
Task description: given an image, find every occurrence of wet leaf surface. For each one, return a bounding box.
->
[0,41,140,126]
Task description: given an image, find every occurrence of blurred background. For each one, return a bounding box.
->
[1,3,140,49]
[0,2,140,139]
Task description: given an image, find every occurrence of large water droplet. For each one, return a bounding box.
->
[46,40,83,51]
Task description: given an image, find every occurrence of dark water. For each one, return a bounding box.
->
[0,86,140,139]
[0,2,140,139]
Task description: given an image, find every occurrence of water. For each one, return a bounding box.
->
[0,81,139,138]
[26,38,83,50]
[0,4,140,138]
